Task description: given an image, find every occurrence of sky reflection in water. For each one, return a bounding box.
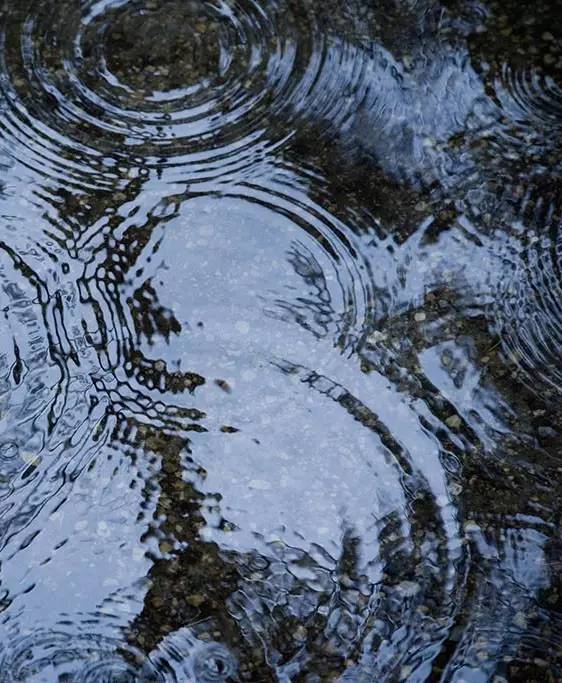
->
[0,0,560,681]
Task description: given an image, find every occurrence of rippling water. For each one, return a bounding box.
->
[0,0,560,680]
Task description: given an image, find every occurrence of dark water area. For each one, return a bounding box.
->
[0,0,561,680]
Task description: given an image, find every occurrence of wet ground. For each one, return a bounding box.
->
[0,0,561,681]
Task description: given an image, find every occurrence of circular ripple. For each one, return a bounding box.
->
[0,631,159,683]
[498,62,562,132]
[0,0,496,192]
[101,185,375,396]
[465,2,562,166]
[75,658,139,683]
[192,643,237,682]
[120,193,465,679]
[0,239,56,487]
[70,0,303,147]
[495,210,562,394]
[147,629,237,682]
[0,0,326,187]
[0,4,558,682]
[0,229,109,555]
[78,184,465,678]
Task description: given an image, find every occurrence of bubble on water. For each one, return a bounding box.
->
[192,643,237,682]
[0,442,18,461]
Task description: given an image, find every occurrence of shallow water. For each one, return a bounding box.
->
[0,0,561,680]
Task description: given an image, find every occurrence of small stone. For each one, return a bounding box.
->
[464,520,480,533]
[450,482,463,496]
[400,666,413,680]
[366,330,387,344]
[186,594,206,607]
[132,547,145,562]
[513,612,527,629]
[236,320,250,334]
[214,379,232,393]
[294,626,307,641]
[248,479,271,491]
[97,521,110,538]
[445,415,462,429]
[220,425,239,433]
[396,581,421,597]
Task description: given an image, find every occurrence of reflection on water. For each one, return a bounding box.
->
[0,0,560,680]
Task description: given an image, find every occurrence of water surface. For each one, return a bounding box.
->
[0,0,560,680]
